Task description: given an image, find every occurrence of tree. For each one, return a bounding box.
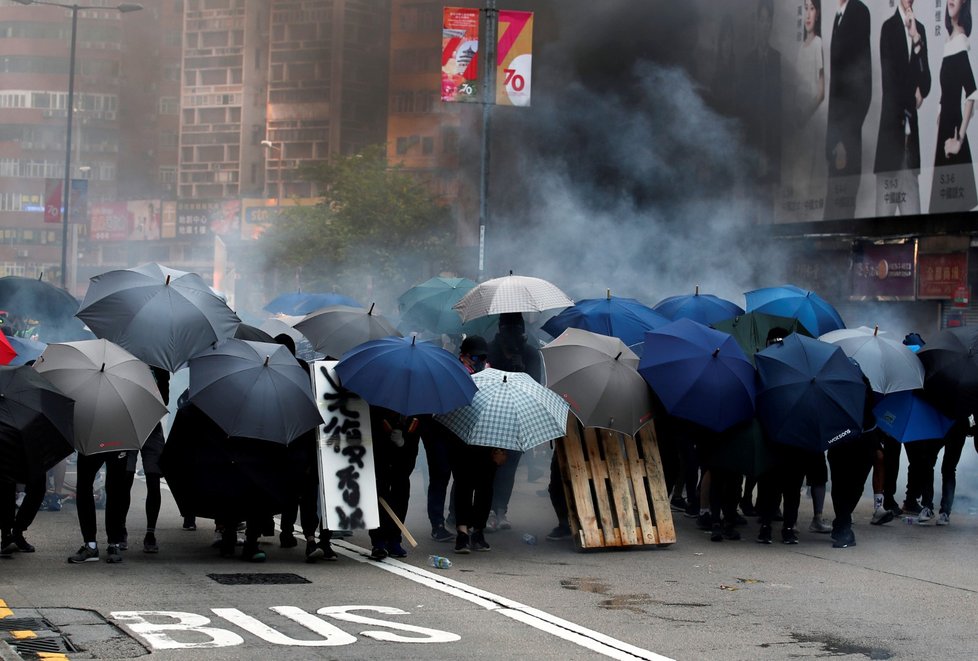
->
[259,145,457,308]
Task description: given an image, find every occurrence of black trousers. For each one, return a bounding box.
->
[757,445,810,530]
[548,450,568,526]
[368,435,420,546]
[451,443,497,530]
[828,433,877,530]
[939,431,967,515]
[904,438,941,508]
[76,451,135,545]
[0,473,45,537]
[421,434,453,528]
[881,434,902,501]
[708,469,742,526]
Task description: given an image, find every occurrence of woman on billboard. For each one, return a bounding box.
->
[931,0,978,212]
[787,0,826,219]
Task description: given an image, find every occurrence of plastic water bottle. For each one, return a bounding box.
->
[427,555,452,569]
[522,533,537,545]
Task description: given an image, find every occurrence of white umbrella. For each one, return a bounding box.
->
[452,273,573,323]
[819,326,924,394]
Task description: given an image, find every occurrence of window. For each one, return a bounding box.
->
[159,166,177,183]
[159,97,179,115]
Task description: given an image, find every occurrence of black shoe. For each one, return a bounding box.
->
[305,539,325,562]
[902,499,922,515]
[883,499,903,516]
[756,524,772,544]
[1,537,17,556]
[369,544,388,560]
[117,533,128,551]
[454,532,471,554]
[470,529,491,551]
[318,540,338,561]
[696,512,712,531]
[831,526,856,549]
[740,501,757,517]
[182,516,196,531]
[388,542,408,558]
[546,524,572,541]
[781,527,799,545]
[11,533,34,553]
[105,544,123,564]
[143,533,159,554]
[710,524,723,542]
[279,532,298,548]
[431,525,454,542]
[68,544,99,563]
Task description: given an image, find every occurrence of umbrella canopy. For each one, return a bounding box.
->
[76,263,242,371]
[916,326,978,420]
[434,368,569,451]
[744,284,845,337]
[541,293,670,346]
[7,336,46,366]
[294,303,401,359]
[397,276,497,336]
[0,365,74,482]
[541,328,653,435]
[160,402,291,521]
[264,291,361,316]
[711,311,813,363]
[0,275,89,342]
[452,273,574,324]
[819,326,924,394]
[755,333,866,452]
[188,338,323,444]
[638,318,756,433]
[33,339,166,455]
[653,287,745,325]
[874,390,955,443]
[233,322,275,343]
[334,335,477,415]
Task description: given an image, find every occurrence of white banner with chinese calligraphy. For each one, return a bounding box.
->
[496,10,533,107]
[312,361,379,531]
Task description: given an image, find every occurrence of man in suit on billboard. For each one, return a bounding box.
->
[874,0,931,216]
[824,0,872,219]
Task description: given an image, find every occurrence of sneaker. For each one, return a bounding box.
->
[781,527,799,545]
[710,524,723,542]
[305,539,325,562]
[117,533,128,551]
[883,499,903,516]
[756,524,772,544]
[68,545,99,563]
[431,525,454,542]
[546,524,572,541]
[470,529,491,551]
[917,506,934,524]
[831,527,856,549]
[42,494,62,512]
[809,516,833,533]
[318,540,338,561]
[387,542,408,558]
[485,511,498,532]
[936,512,950,526]
[696,512,712,531]
[454,532,471,554]
[497,514,512,531]
[870,509,895,526]
[670,497,688,512]
[902,499,922,515]
[369,544,388,560]
[182,517,197,531]
[279,532,298,548]
[143,533,159,554]
[105,544,123,564]
[11,533,34,553]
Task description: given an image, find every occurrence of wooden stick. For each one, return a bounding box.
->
[378,497,418,548]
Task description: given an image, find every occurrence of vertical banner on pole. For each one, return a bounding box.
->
[44,179,62,224]
[69,178,88,227]
[495,10,533,107]
[311,361,379,532]
[441,7,481,103]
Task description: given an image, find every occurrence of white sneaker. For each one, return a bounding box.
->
[917,507,934,524]
[871,508,895,525]
[485,510,498,533]
[936,512,950,526]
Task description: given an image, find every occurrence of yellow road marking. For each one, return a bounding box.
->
[0,598,12,618]
[37,654,69,660]
[11,630,37,639]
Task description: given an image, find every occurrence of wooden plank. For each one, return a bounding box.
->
[638,422,676,544]
[583,426,621,546]
[558,415,603,548]
[622,431,659,545]
[601,429,640,546]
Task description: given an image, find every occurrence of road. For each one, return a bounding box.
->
[2,450,978,660]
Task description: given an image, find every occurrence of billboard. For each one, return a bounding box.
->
[441,7,481,103]
[175,199,240,237]
[496,10,533,106]
[89,201,162,241]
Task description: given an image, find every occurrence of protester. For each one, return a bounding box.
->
[367,407,422,560]
[0,473,45,556]
[139,366,170,554]
[67,448,137,564]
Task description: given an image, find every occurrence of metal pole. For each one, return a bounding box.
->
[478,0,496,281]
[60,5,78,290]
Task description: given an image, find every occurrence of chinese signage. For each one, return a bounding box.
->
[496,10,533,106]
[850,243,915,300]
[441,7,480,103]
[89,200,161,241]
[175,199,240,237]
[918,253,968,300]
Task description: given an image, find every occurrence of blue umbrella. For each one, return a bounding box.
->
[7,336,46,366]
[264,292,361,315]
[755,333,866,452]
[638,318,756,433]
[653,287,745,325]
[541,293,670,346]
[744,285,845,337]
[874,390,954,443]
[335,336,476,416]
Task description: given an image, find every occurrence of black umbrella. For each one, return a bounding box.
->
[918,327,978,420]
[0,365,74,482]
[233,323,275,343]
[0,275,88,342]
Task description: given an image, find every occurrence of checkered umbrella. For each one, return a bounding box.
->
[452,273,573,324]
[434,368,569,451]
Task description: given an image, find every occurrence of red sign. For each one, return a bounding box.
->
[44,179,62,224]
[850,243,915,300]
[918,253,968,299]
[441,7,480,103]
[953,286,970,308]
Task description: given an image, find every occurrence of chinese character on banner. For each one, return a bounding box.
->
[44,179,62,224]
[496,10,533,106]
[441,7,480,102]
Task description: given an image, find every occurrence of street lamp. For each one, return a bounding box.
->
[12,0,143,289]
[260,139,283,205]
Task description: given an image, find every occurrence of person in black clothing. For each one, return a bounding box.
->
[368,407,422,560]
[67,449,137,564]
[826,370,875,549]
[0,473,45,556]
[138,366,170,554]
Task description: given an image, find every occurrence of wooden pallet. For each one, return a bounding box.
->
[556,414,676,549]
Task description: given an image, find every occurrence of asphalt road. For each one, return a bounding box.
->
[2,449,978,661]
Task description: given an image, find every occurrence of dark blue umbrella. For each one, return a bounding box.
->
[874,390,954,443]
[638,318,756,433]
[744,285,845,337]
[335,336,476,416]
[264,292,361,315]
[541,293,670,346]
[7,336,47,366]
[653,287,745,325]
[917,326,978,420]
[755,333,866,452]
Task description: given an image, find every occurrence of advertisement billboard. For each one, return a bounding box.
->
[441,7,481,103]
[496,10,533,107]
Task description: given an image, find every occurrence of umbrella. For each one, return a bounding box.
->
[397,276,497,336]
[744,284,845,337]
[873,390,954,443]
[0,275,89,342]
[755,333,866,452]
[452,272,574,324]
[76,263,242,371]
[541,292,671,346]
[264,291,361,316]
[434,368,569,451]
[294,303,401,359]
[0,333,15,365]
[540,328,654,435]
[160,402,291,521]
[0,365,74,482]
[916,326,978,420]
[334,335,477,415]
[187,338,323,444]
[7,336,46,366]
[653,286,745,325]
[711,311,813,363]
[33,339,167,455]
[819,326,924,394]
[638,318,756,433]
[233,323,275,343]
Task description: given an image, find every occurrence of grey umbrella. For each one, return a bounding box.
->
[541,328,654,436]
[293,303,401,359]
[33,339,167,455]
[187,338,323,444]
[76,263,241,372]
[452,272,573,324]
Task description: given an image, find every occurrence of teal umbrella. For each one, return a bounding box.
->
[712,312,813,365]
[397,276,496,336]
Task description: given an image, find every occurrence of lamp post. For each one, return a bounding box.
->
[260,139,283,205]
[12,0,143,290]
